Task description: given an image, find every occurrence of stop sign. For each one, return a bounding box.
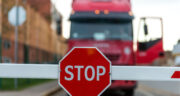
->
[59,47,111,96]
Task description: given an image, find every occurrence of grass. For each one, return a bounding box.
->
[0,78,52,90]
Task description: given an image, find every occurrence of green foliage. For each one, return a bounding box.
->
[0,78,52,90]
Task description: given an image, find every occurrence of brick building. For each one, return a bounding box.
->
[0,0,67,63]
[0,0,1,34]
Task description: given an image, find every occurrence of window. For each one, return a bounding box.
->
[2,57,11,63]
[70,21,133,40]
[3,40,11,49]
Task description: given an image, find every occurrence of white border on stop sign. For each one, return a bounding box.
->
[58,47,112,96]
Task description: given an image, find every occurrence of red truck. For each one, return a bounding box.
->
[68,0,164,95]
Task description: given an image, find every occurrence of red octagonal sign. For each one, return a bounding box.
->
[59,47,111,96]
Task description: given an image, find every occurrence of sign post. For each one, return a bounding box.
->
[59,47,111,96]
[8,1,26,89]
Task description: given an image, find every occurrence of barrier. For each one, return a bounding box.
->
[0,63,179,81]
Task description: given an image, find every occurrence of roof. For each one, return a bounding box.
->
[72,0,131,12]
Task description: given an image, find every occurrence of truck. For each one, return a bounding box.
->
[68,0,164,95]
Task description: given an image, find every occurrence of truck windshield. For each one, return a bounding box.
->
[70,21,132,40]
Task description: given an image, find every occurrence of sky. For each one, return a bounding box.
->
[51,0,180,51]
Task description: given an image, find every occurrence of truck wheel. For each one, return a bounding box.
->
[125,89,134,96]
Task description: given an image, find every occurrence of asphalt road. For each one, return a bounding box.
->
[51,83,179,96]
[0,80,179,96]
[45,81,180,96]
[138,81,180,96]
[51,89,172,96]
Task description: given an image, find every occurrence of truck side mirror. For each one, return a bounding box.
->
[144,23,148,36]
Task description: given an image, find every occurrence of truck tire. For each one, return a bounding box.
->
[125,89,134,96]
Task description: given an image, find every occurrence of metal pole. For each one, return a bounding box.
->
[24,5,29,64]
[0,0,2,89]
[0,32,2,89]
[14,0,19,89]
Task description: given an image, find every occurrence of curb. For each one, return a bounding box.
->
[42,86,62,96]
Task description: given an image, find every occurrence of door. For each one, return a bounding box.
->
[136,17,164,65]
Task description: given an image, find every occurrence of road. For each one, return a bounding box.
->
[50,83,179,96]
[138,81,180,96]
[50,89,174,96]
[0,80,179,96]
[50,81,180,96]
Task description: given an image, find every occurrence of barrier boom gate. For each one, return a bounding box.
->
[0,63,180,81]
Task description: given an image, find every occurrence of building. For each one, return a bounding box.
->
[0,0,67,63]
[0,0,2,34]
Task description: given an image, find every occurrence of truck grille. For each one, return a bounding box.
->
[105,54,120,61]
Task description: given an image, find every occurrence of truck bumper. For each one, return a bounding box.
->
[109,80,137,89]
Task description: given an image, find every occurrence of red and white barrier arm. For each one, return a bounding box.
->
[112,66,180,81]
[0,63,180,81]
